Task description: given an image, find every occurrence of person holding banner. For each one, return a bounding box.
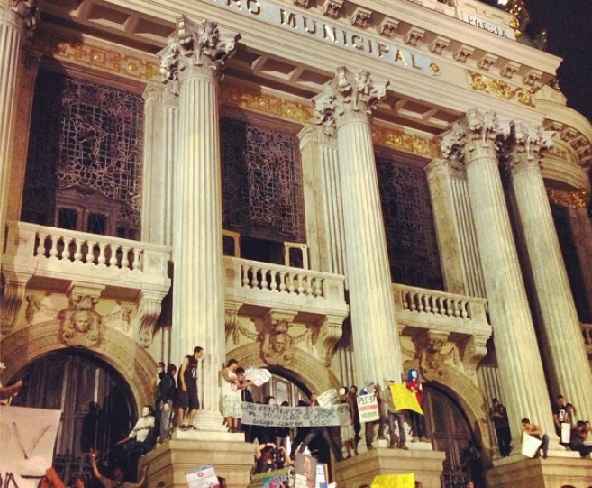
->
[569,421,592,457]
[90,451,149,488]
[521,418,549,459]
[552,395,576,445]
[347,385,361,454]
[221,360,250,433]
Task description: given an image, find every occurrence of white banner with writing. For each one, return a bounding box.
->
[0,406,62,488]
[241,402,350,427]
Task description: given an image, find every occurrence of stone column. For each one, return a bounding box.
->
[313,67,402,386]
[567,205,592,317]
[508,122,592,421]
[159,16,240,431]
[141,82,177,246]
[0,1,37,256]
[442,110,554,440]
[299,125,346,275]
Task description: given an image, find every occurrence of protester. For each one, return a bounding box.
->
[348,385,361,454]
[553,394,576,443]
[384,382,407,449]
[156,363,177,442]
[490,399,511,457]
[405,369,427,441]
[338,386,355,458]
[176,346,203,430]
[0,361,23,405]
[363,383,387,449]
[221,360,248,433]
[569,420,592,457]
[521,418,549,459]
[91,451,149,488]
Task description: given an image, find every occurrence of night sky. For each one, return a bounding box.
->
[526,0,592,120]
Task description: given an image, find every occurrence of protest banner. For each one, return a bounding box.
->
[390,384,423,415]
[0,406,62,488]
[357,393,379,423]
[560,422,571,444]
[371,473,415,488]
[295,453,316,488]
[244,368,272,387]
[186,465,219,488]
[316,389,338,408]
[241,402,349,427]
[521,432,543,458]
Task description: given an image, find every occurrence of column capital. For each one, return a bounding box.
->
[312,66,388,133]
[1,0,39,34]
[505,121,554,171]
[159,16,240,90]
[441,109,511,163]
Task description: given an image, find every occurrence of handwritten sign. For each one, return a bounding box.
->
[241,402,350,427]
[0,406,62,488]
[357,393,380,423]
[186,465,219,488]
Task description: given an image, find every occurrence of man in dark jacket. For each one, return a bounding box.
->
[156,363,177,441]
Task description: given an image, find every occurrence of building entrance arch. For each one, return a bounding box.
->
[11,348,137,482]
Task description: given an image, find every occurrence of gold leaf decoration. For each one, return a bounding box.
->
[469,71,534,107]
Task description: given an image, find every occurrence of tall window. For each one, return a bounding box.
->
[22,70,143,239]
[376,152,443,290]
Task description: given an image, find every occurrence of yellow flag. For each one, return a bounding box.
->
[390,384,423,414]
[371,473,415,488]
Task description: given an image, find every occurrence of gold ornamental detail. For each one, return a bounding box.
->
[548,188,589,209]
[223,83,313,125]
[468,71,534,107]
[32,30,160,82]
[372,125,440,159]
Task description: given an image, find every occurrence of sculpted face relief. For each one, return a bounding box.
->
[207,0,437,75]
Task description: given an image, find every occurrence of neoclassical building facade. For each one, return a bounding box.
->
[1,0,592,486]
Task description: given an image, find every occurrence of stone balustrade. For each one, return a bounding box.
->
[582,323,592,357]
[224,256,348,318]
[393,283,491,335]
[2,221,171,291]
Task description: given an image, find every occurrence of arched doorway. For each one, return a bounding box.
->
[423,384,483,488]
[12,348,136,481]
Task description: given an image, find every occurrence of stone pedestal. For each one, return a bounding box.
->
[509,122,592,421]
[334,448,445,488]
[313,67,403,386]
[487,452,592,488]
[140,434,254,488]
[159,17,240,431]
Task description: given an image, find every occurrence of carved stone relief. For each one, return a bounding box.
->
[58,294,103,347]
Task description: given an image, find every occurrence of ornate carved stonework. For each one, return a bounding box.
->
[548,188,589,209]
[58,294,103,347]
[509,121,554,162]
[134,292,164,348]
[1,272,32,334]
[159,16,240,87]
[414,331,461,374]
[258,312,302,365]
[441,109,511,163]
[313,66,388,132]
[468,71,535,107]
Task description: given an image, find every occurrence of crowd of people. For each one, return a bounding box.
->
[489,394,592,460]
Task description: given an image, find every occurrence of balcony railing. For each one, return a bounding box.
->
[2,221,171,293]
[224,256,348,317]
[393,283,490,334]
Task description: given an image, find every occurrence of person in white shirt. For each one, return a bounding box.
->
[112,405,155,474]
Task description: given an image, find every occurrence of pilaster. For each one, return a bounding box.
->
[313,67,403,386]
[567,205,592,318]
[141,82,177,247]
[159,16,240,431]
[508,121,592,421]
[0,1,37,258]
[442,109,555,443]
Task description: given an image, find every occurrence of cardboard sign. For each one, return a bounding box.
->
[186,465,219,488]
[521,433,543,458]
[241,402,349,427]
[560,423,571,444]
[295,453,316,488]
[0,406,62,488]
[371,473,415,488]
[357,393,380,423]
